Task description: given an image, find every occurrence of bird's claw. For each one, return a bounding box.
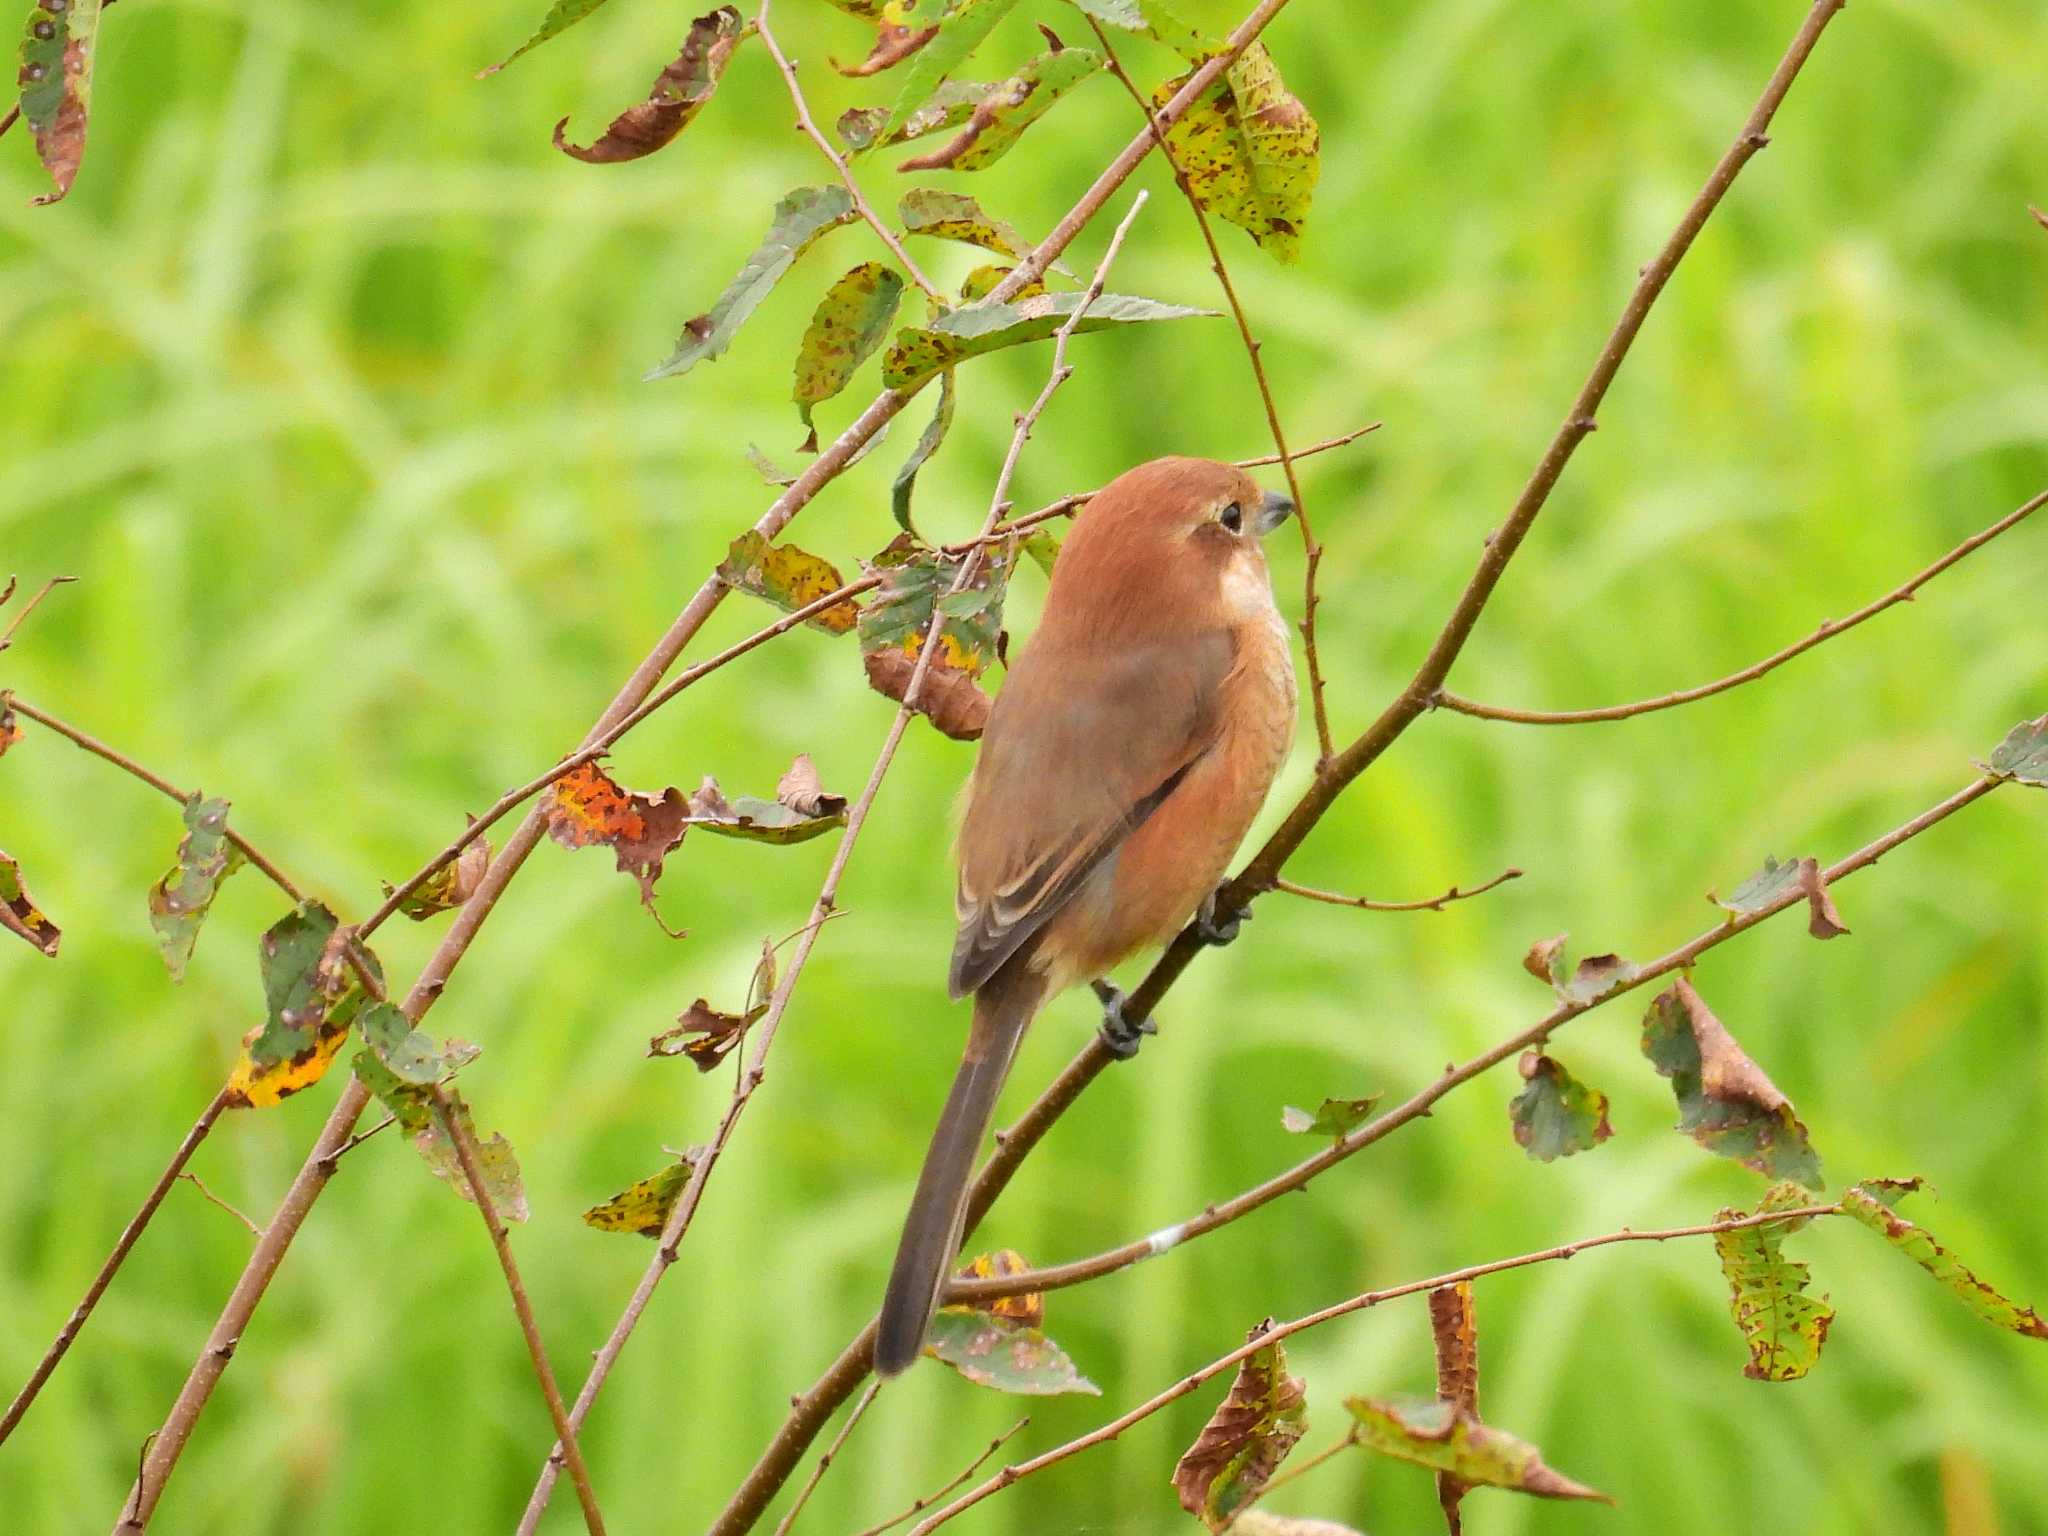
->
[1195,889,1253,947]
[1093,980,1156,1060]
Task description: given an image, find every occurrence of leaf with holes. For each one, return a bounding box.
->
[859,537,1008,677]
[1986,714,2048,786]
[19,0,103,205]
[545,761,691,932]
[1346,1396,1608,1503]
[1520,934,1637,1003]
[481,0,617,76]
[883,291,1214,391]
[1153,42,1319,261]
[647,187,859,381]
[352,1018,481,1136]
[1712,1182,1834,1381]
[927,1249,1098,1395]
[1508,1052,1612,1162]
[147,794,244,979]
[718,530,862,636]
[414,1092,529,1222]
[1281,1095,1379,1138]
[1842,1179,2048,1340]
[840,79,987,151]
[879,0,1024,138]
[225,907,385,1108]
[0,849,59,957]
[1641,978,1823,1188]
[583,1158,696,1235]
[897,47,1102,172]
[1173,1324,1307,1531]
[794,262,907,450]
[553,6,747,163]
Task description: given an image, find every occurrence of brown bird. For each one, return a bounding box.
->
[875,456,1299,1377]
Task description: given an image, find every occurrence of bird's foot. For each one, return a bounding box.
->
[1195,888,1253,947]
[1093,979,1156,1060]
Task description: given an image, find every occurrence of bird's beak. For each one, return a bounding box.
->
[1253,488,1295,537]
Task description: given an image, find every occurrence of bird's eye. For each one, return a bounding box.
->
[1219,501,1243,533]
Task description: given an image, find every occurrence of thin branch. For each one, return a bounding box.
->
[175,1173,263,1240]
[910,1206,1843,1533]
[755,0,942,304]
[0,104,18,140]
[0,574,78,653]
[433,1091,606,1536]
[0,1090,229,1447]
[770,1382,882,1536]
[3,696,305,902]
[1087,18,1333,764]
[849,1417,1030,1536]
[521,190,1155,1536]
[1435,484,2048,724]
[315,1113,398,1174]
[708,8,1848,1518]
[945,773,2000,1308]
[1221,1428,1357,1528]
[1269,866,1522,914]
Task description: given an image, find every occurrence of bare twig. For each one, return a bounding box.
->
[1270,866,1522,914]
[433,1091,606,1535]
[912,1206,1842,1532]
[849,1417,1030,1536]
[770,1383,882,1536]
[1437,485,2048,724]
[315,1113,399,1174]
[0,104,18,140]
[520,191,1155,1536]
[1087,18,1332,764]
[755,0,942,304]
[175,1173,263,1240]
[0,575,77,653]
[0,1091,230,1447]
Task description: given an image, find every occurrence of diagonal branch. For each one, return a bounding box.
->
[1435,484,2048,724]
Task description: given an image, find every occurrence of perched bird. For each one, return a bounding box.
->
[875,456,1299,1377]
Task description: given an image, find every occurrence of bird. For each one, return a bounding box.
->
[874,455,1300,1377]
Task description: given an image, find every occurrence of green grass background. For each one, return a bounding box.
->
[3,0,2046,1531]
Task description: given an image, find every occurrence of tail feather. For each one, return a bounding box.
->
[875,966,1043,1377]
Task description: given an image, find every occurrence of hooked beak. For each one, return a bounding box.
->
[1253,488,1295,537]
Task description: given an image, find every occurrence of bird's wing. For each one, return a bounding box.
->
[949,629,1231,997]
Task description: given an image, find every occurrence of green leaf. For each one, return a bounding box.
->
[1345,1395,1609,1502]
[1710,853,1804,917]
[1019,527,1062,576]
[647,187,859,381]
[0,848,60,957]
[1137,0,1217,56]
[794,263,907,450]
[553,6,748,163]
[687,755,850,845]
[717,530,862,635]
[415,1091,530,1222]
[1280,1095,1379,1138]
[148,793,246,979]
[1641,978,1823,1189]
[891,367,957,534]
[18,0,103,205]
[1173,1326,1307,1531]
[1507,1052,1612,1161]
[883,291,1215,391]
[352,1020,481,1133]
[925,1306,1099,1395]
[1067,0,1144,30]
[839,79,989,153]
[225,906,385,1108]
[858,536,1008,678]
[881,0,1025,139]
[1986,714,2048,786]
[1154,42,1320,261]
[1711,1182,1834,1381]
[583,1159,695,1236]
[1842,1178,2048,1340]
[480,0,617,76]
[896,47,1103,172]
[898,186,1031,258]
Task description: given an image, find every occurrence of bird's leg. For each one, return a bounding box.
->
[1194,886,1253,947]
[1091,978,1156,1060]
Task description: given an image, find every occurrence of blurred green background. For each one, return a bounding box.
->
[3,0,2045,1531]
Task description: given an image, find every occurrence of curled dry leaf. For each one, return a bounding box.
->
[553,6,747,164]
[774,754,845,818]
[1507,1052,1612,1162]
[650,936,776,1069]
[1172,1322,1308,1532]
[1842,1178,2048,1340]
[148,793,244,979]
[832,20,938,77]
[0,848,60,957]
[1345,1395,1609,1503]
[717,530,862,636]
[1429,1283,1480,1532]
[582,1157,696,1236]
[1280,1095,1379,1138]
[1712,1182,1833,1381]
[19,0,104,205]
[225,905,384,1108]
[1711,852,1847,938]
[688,763,849,844]
[927,1248,1099,1396]
[863,648,990,739]
[383,833,490,921]
[546,760,691,932]
[1520,933,1638,1003]
[1795,857,1849,939]
[1641,977,1823,1188]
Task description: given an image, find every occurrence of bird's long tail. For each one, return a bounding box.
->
[874,963,1045,1377]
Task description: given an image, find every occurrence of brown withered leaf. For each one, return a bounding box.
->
[1641,977,1822,1188]
[687,761,849,844]
[955,1248,1043,1326]
[1520,934,1637,1002]
[553,6,746,163]
[0,848,60,957]
[382,833,490,921]
[1521,934,1567,986]
[863,647,990,739]
[0,695,21,757]
[832,20,937,76]
[546,760,690,932]
[774,754,846,818]
[650,936,776,1069]
[1796,857,1849,939]
[1429,1283,1480,1533]
[1173,1322,1308,1531]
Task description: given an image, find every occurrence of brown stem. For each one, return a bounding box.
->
[1087,19,1332,763]
[755,0,942,303]
[945,774,2001,1307]
[433,1090,606,1535]
[1437,484,2048,724]
[1269,866,1522,914]
[769,1383,881,1536]
[0,574,78,653]
[0,1090,229,1447]
[175,1173,263,1240]
[912,1207,1843,1531]
[849,1417,1029,1536]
